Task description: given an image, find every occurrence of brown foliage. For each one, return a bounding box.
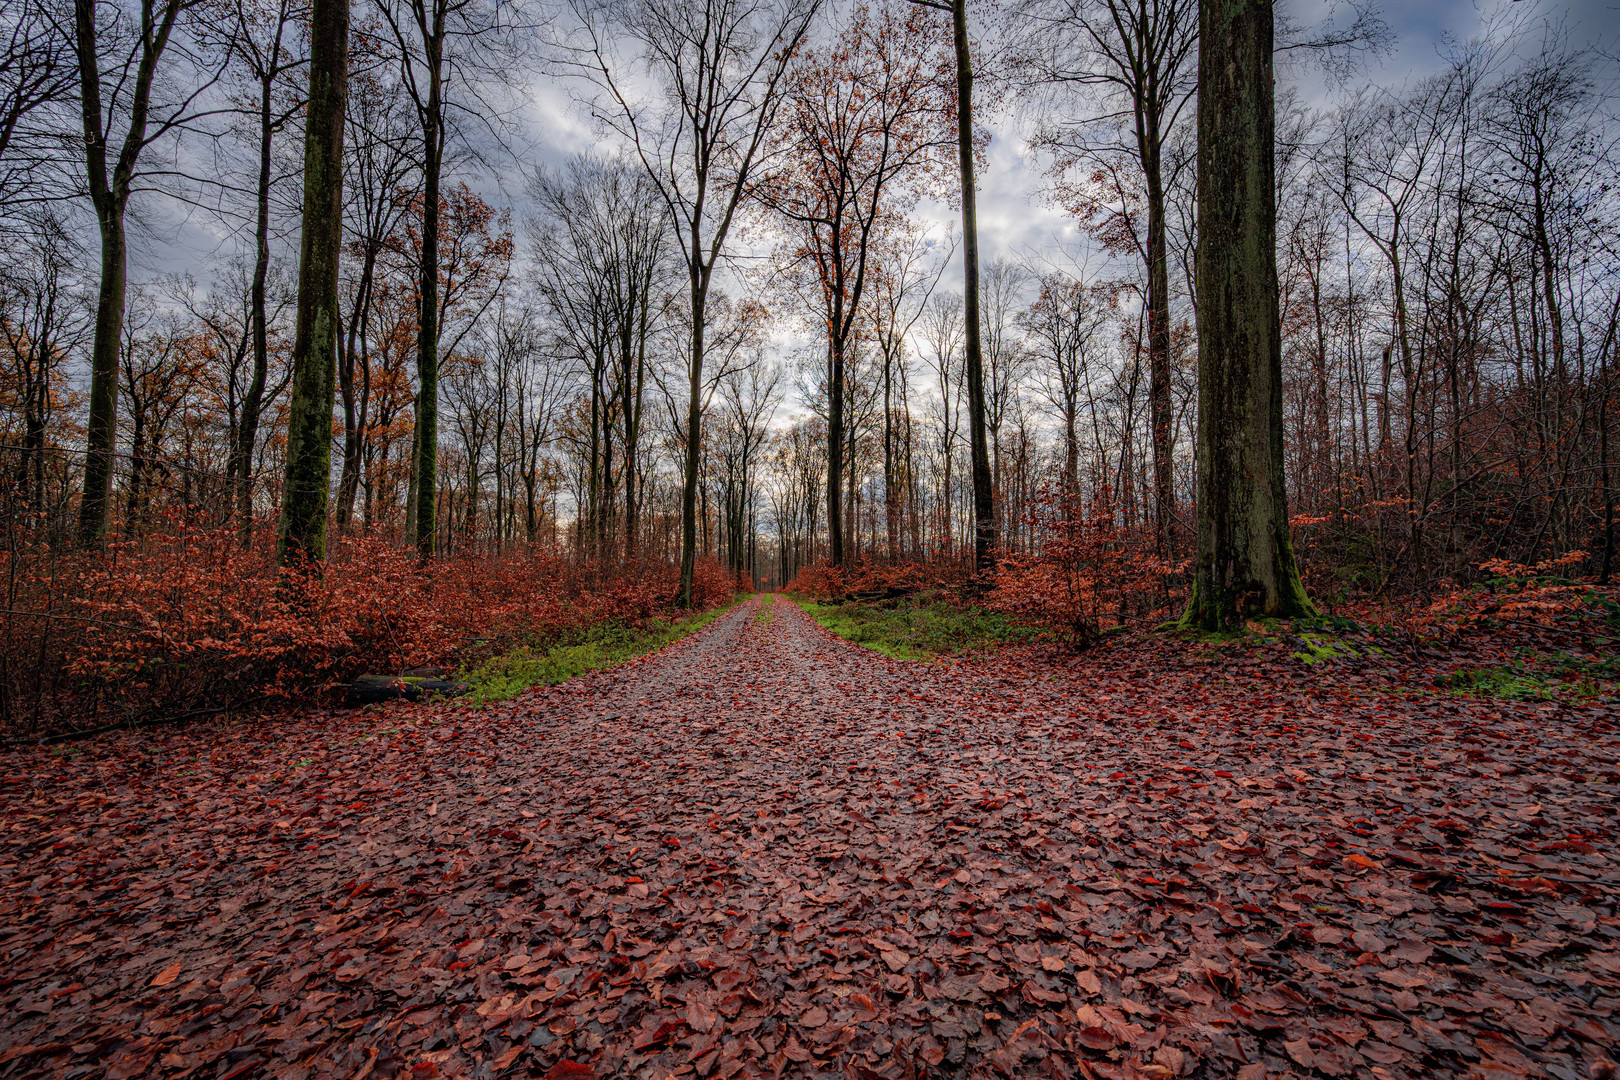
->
[0,528,735,738]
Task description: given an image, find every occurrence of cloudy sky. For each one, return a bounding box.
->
[516,0,1618,268]
[142,0,1619,287]
[125,0,1618,414]
[505,0,1618,403]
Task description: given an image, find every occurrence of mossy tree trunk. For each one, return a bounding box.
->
[1183,0,1313,629]
[277,0,348,566]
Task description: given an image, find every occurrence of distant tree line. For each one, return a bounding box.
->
[0,0,1613,624]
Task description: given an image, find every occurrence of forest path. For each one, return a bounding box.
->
[2,595,1617,1079]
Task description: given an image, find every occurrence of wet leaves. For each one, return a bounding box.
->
[0,598,1616,1078]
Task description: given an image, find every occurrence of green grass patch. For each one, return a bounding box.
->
[1431,656,1619,702]
[755,594,776,626]
[1436,664,1554,700]
[788,594,1037,660]
[459,595,746,704]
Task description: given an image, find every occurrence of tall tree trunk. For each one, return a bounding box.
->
[20,299,54,510]
[336,245,377,530]
[79,199,126,546]
[624,282,649,563]
[587,342,602,558]
[679,273,704,607]
[1182,0,1313,629]
[827,339,844,566]
[236,62,278,545]
[951,0,994,576]
[600,372,614,562]
[277,0,347,565]
[124,407,147,538]
[1599,368,1613,583]
[411,21,444,561]
[883,346,898,558]
[1063,403,1078,496]
[1144,137,1175,555]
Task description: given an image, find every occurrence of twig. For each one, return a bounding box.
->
[1,704,259,747]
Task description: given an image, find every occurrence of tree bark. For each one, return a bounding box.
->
[79,199,126,547]
[276,0,348,566]
[951,0,994,576]
[1183,0,1313,629]
[335,249,375,530]
[883,346,898,558]
[624,278,650,562]
[411,7,445,561]
[1144,141,1175,555]
[678,275,704,606]
[827,340,844,567]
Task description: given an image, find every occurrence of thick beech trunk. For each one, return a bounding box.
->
[276,0,348,566]
[1183,0,1313,629]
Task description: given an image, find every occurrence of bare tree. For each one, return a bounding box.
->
[575,0,823,604]
[335,70,417,532]
[868,225,952,558]
[1020,268,1107,493]
[764,0,950,567]
[221,0,306,540]
[0,0,77,220]
[980,257,1027,535]
[918,290,962,554]
[0,211,90,519]
[373,0,527,558]
[73,0,224,544]
[531,157,670,562]
[1013,0,1195,555]
[715,361,780,582]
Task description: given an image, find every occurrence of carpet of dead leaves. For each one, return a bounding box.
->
[2,596,1617,1080]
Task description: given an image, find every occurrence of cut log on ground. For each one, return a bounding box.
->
[342,674,470,705]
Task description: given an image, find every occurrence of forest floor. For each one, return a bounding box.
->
[2,596,1617,1080]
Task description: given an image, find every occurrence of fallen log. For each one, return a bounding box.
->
[344,674,471,706]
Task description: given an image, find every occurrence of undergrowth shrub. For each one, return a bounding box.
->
[0,525,735,738]
[785,493,1182,648]
[1422,551,1595,628]
[989,490,1180,645]
[784,559,969,600]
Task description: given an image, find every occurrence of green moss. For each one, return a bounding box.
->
[1170,626,1251,645]
[459,594,746,704]
[788,594,1038,660]
[1292,632,1361,665]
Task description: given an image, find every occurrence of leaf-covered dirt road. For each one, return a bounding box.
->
[2,597,1617,1080]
